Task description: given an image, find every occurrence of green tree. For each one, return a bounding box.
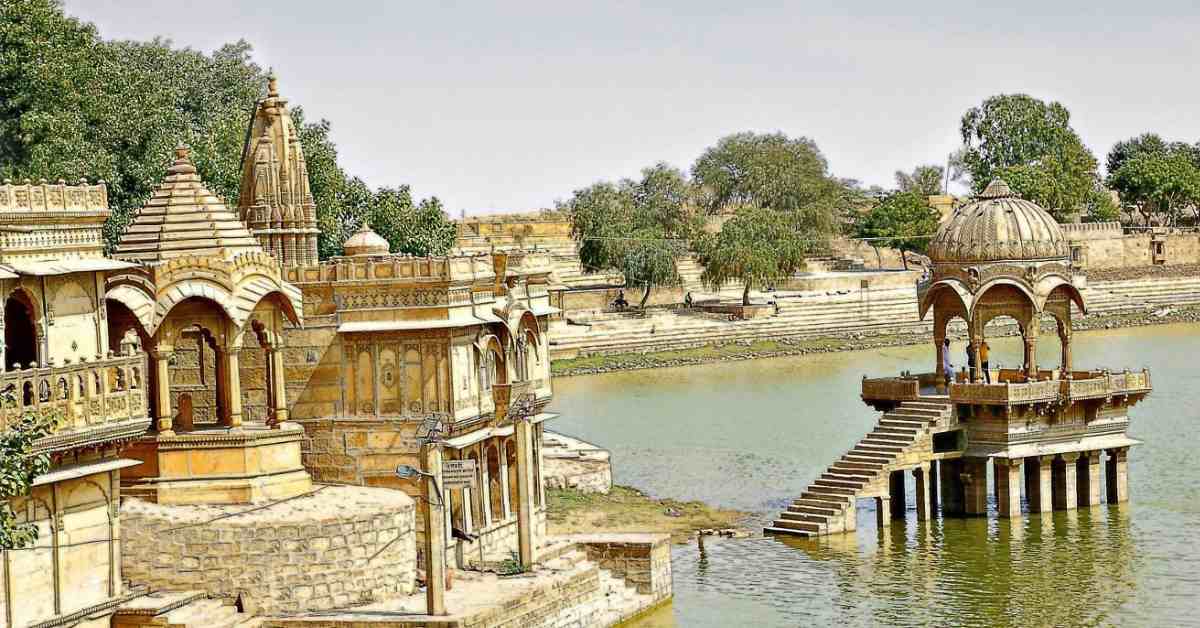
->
[691,131,843,228]
[1106,142,1200,225]
[854,190,940,270]
[564,163,694,308]
[368,188,457,257]
[0,403,57,550]
[894,165,945,196]
[957,94,1109,221]
[696,207,821,305]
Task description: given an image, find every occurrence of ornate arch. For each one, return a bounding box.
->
[153,280,238,334]
[918,279,973,321]
[970,278,1039,320]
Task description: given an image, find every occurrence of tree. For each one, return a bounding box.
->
[0,402,57,550]
[894,165,945,196]
[855,190,940,269]
[1107,144,1200,226]
[697,207,822,305]
[691,131,843,226]
[564,163,695,308]
[957,94,1109,221]
[368,188,457,256]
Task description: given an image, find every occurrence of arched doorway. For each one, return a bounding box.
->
[5,290,38,370]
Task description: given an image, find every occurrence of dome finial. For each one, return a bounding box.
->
[979,178,1015,199]
[168,143,197,176]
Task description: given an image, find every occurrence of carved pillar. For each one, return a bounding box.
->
[498,442,512,519]
[214,347,227,423]
[514,416,537,567]
[962,457,989,516]
[995,458,1023,518]
[1077,451,1102,507]
[224,348,243,429]
[421,444,447,616]
[1024,316,1039,378]
[934,335,946,381]
[913,463,933,521]
[152,349,174,436]
[1106,447,1129,503]
[969,339,982,383]
[270,346,288,427]
[1060,326,1072,373]
[1025,455,1053,513]
[1053,452,1080,510]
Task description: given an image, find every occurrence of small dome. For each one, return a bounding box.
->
[343,223,389,256]
[927,179,1068,263]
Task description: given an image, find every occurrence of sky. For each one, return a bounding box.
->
[63,0,1200,216]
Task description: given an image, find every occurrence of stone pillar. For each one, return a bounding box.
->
[153,349,174,436]
[929,460,940,513]
[969,340,982,383]
[939,458,965,516]
[1077,451,1102,507]
[913,463,933,521]
[995,458,1023,518]
[224,348,243,429]
[1060,328,1072,373]
[1106,447,1129,503]
[888,470,906,520]
[1025,338,1038,378]
[514,417,537,568]
[421,444,447,616]
[1052,453,1080,510]
[270,347,288,427]
[934,335,946,380]
[962,457,989,516]
[1025,455,1053,513]
[874,495,890,530]
[498,444,512,519]
[214,347,227,423]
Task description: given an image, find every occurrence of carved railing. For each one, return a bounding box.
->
[953,369,1152,406]
[0,353,150,453]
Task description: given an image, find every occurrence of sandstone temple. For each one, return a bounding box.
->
[767,179,1150,537]
[0,78,670,628]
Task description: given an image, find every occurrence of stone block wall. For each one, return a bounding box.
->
[572,533,673,601]
[120,485,417,616]
[543,456,612,493]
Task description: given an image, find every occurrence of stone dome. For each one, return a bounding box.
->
[927,179,1069,264]
[343,223,389,256]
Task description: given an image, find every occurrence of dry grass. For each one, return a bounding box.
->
[545,486,748,543]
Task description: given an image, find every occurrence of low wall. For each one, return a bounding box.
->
[552,284,685,316]
[571,533,673,601]
[121,485,417,616]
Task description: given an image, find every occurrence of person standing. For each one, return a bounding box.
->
[966,343,976,382]
[942,338,953,388]
[980,340,991,383]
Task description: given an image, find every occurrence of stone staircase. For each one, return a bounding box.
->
[765,400,953,537]
[114,591,260,628]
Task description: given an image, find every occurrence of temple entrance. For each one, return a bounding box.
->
[4,291,38,370]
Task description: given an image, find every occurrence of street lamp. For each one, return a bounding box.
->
[396,464,443,506]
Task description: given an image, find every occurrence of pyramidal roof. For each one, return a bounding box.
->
[114,145,264,263]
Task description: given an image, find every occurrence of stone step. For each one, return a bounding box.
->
[880,418,926,428]
[764,525,816,537]
[822,469,873,482]
[800,491,851,505]
[832,459,884,472]
[874,425,919,436]
[769,518,823,533]
[857,441,904,453]
[788,502,842,517]
[869,431,915,443]
[778,511,830,524]
[816,475,867,489]
[808,483,856,496]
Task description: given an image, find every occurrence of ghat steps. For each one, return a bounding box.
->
[549,275,1200,359]
[114,591,260,628]
[764,400,955,537]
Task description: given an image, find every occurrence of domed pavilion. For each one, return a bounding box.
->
[919,178,1085,381]
[768,179,1151,540]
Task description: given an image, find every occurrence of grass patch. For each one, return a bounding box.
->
[546,485,748,542]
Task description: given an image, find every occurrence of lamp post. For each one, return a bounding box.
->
[397,415,449,617]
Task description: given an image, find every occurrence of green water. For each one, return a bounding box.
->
[549,323,1200,627]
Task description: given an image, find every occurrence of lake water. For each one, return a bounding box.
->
[549,323,1200,627]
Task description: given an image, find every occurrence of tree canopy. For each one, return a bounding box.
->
[854,190,940,269]
[1106,134,1200,225]
[696,207,821,305]
[0,403,56,550]
[956,94,1112,221]
[894,165,945,196]
[0,0,452,258]
[563,163,695,308]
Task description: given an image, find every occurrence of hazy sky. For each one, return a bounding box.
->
[64,0,1200,215]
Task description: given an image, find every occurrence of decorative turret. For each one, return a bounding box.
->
[342,222,390,256]
[237,74,320,267]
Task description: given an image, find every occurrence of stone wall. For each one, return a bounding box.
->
[120,485,417,616]
[1063,223,1200,270]
[571,533,672,601]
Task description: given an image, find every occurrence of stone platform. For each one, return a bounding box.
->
[121,485,417,616]
[541,431,612,494]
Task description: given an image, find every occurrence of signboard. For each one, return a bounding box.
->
[442,460,478,489]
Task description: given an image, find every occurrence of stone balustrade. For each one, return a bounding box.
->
[951,369,1152,406]
[861,376,921,402]
[284,254,494,285]
[0,352,151,453]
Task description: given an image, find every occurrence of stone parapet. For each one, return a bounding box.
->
[567,533,673,601]
[120,485,417,616]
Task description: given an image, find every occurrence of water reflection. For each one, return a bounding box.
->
[555,324,1200,627]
